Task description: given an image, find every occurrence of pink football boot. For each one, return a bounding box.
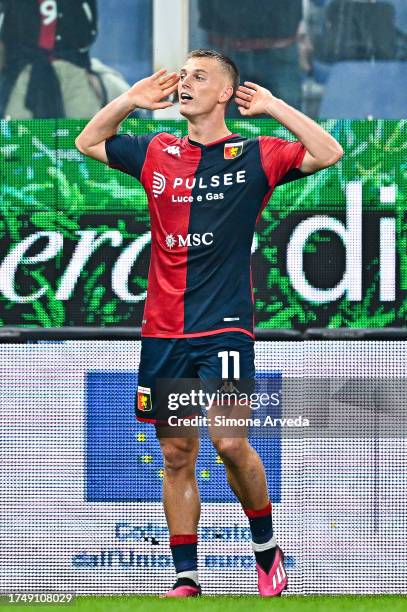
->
[161,578,202,598]
[256,546,288,597]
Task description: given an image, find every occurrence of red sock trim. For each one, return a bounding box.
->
[243,501,272,519]
[169,534,198,546]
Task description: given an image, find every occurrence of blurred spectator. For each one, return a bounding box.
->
[303,0,327,63]
[311,0,407,62]
[393,0,407,59]
[302,0,407,116]
[321,0,397,62]
[301,0,332,116]
[0,0,130,119]
[197,0,306,112]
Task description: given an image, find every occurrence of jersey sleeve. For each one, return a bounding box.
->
[259,136,308,188]
[105,133,156,180]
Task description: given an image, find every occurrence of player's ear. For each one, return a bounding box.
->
[219,85,234,104]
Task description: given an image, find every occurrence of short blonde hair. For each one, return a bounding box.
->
[187,48,240,96]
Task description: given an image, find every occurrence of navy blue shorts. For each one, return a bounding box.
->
[136,332,255,424]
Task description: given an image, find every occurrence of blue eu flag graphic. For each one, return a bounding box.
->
[86,372,281,503]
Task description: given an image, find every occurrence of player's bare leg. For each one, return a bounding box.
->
[156,431,202,597]
[208,404,268,507]
[211,435,269,509]
[209,409,287,596]
[157,435,200,533]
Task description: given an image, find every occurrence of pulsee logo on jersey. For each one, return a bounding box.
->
[152,171,166,198]
[165,233,214,249]
[152,169,246,201]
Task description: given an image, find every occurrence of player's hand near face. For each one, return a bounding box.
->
[235,80,343,173]
[128,69,180,110]
[235,82,274,116]
[75,68,179,163]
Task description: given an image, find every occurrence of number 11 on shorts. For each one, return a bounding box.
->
[217,350,240,379]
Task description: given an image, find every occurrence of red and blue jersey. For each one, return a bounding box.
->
[105,131,306,339]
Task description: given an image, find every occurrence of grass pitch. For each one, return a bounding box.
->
[1,595,407,612]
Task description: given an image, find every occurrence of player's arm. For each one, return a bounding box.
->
[75,69,179,163]
[235,82,343,173]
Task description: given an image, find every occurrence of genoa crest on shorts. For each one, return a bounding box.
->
[137,386,152,412]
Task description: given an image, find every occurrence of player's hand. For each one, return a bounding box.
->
[127,69,180,110]
[235,81,276,116]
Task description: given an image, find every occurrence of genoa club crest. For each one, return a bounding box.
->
[224,142,244,160]
[137,386,152,412]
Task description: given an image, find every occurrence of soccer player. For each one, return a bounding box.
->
[76,49,343,597]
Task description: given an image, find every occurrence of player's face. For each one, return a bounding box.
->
[178,57,233,118]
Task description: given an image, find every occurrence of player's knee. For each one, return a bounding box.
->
[212,438,246,465]
[159,438,198,473]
